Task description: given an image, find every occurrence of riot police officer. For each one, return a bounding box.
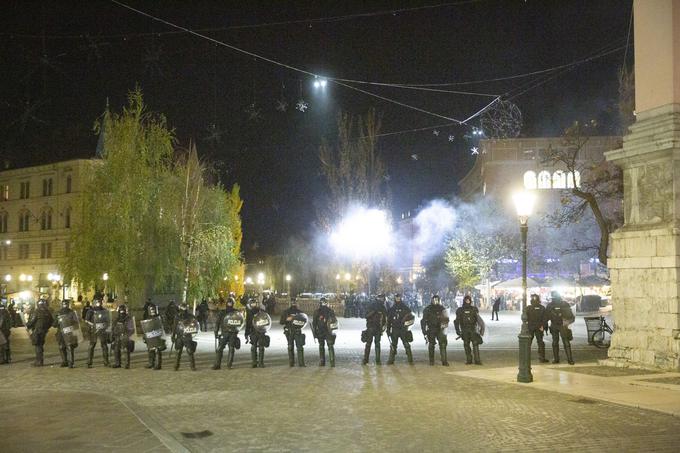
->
[280,298,307,367]
[0,300,12,364]
[245,298,271,368]
[142,303,165,370]
[86,298,111,368]
[420,295,449,366]
[112,304,134,369]
[526,294,549,363]
[455,295,484,365]
[546,292,575,365]
[386,294,415,365]
[172,302,199,371]
[164,299,178,333]
[53,299,80,368]
[213,297,243,370]
[312,297,338,367]
[25,298,54,367]
[362,294,387,365]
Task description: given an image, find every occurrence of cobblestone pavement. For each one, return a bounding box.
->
[2,312,679,452]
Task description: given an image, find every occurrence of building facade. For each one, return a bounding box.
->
[0,159,98,301]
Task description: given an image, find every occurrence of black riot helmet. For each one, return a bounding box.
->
[431,295,441,305]
[148,304,158,317]
[463,295,472,305]
[227,297,235,308]
[117,304,127,315]
[319,297,328,307]
[37,298,47,307]
[178,302,188,312]
[290,297,298,307]
[376,294,386,304]
[61,299,70,309]
[94,298,103,308]
[530,294,541,305]
[394,294,403,304]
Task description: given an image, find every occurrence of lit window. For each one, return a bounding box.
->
[537,171,551,189]
[523,171,537,190]
[573,170,581,188]
[552,171,567,189]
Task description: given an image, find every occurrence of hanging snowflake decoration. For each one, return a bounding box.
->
[432,130,440,136]
[275,98,288,112]
[470,147,479,155]
[204,123,225,144]
[479,99,523,138]
[448,135,455,142]
[296,99,309,112]
[244,103,262,120]
[411,154,419,161]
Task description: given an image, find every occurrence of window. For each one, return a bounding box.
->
[523,171,537,190]
[0,247,7,261]
[40,243,52,259]
[66,175,72,193]
[0,211,6,233]
[552,171,567,189]
[42,178,53,196]
[64,206,71,229]
[40,208,52,230]
[19,244,29,260]
[20,181,30,199]
[1,185,8,201]
[18,211,30,232]
[537,171,552,189]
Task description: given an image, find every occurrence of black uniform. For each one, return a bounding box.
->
[525,298,549,363]
[491,297,501,321]
[545,297,575,364]
[386,300,414,365]
[164,301,178,333]
[280,305,306,367]
[362,300,387,365]
[213,305,241,369]
[312,304,337,367]
[25,302,54,367]
[245,305,269,368]
[112,310,134,369]
[53,305,79,368]
[143,311,164,370]
[420,302,449,366]
[0,305,11,364]
[173,309,198,371]
[86,305,110,367]
[455,302,484,365]
[142,300,154,321]
[197,300,210,332]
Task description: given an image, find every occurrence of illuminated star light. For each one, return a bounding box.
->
[448,135,455,142]
[296,99,309,112]
[432,130,440,136]
[275,98,288,112]
[471,147,479,155]
[411,154,419,161]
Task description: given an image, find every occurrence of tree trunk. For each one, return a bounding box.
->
[573,188,609,265]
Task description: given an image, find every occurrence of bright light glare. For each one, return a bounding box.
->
[313,80,320,89]
[4,274,10,282]
[285,274,291,282]
[512,191,536,218]
[320,79,327,88]
[330,206,393,261]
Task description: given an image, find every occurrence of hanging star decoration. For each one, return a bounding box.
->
[383,174,391,182]
[471,147,479,155]
[275,98,288,112]
[204,123,225,144]
[296,99,309,112]
[411,154,419,161]
[432,130,440,136]
[244,103,262,120]
[448,135,455,142]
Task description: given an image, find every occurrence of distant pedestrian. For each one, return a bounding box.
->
[491,297,500,321]
[0,300,12,364]
[197,299,209,332]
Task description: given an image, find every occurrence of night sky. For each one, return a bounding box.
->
[0,0,632,258]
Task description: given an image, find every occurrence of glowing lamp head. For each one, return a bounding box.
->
[285,274,291,282]
[313,80,320,89]
[512,190,536,221]
[4,274,10,282]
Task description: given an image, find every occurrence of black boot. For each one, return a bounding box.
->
[464,343,472,364]
[319,345,326,367]
[297,348,305,367]
[552,344,560,364]
[59,347,68,367]
[565,342,575,365]
[405,344,414,365]
[102,345,110,367]
[146,350,155,369]
[251,347,258,368]
[440,346,449,366]
[174,350,182,371]
[428,344,435,366]
[288,348,295,367]
[87,343,95,368]
[112,346,121,368]
[189,353,196,371]
[375,345,381,365]
[155,352,162,370]
[226,348,234,369]
[124,350,131,369]
[68,347,76,368]
[538,341,549,363]
[258,347,265,368]
[329,346,335,368]
[473,344,482,365]
[362,343,371,365]
[33,346,43,367]
[213,350,223,370]
[387,346,396,365]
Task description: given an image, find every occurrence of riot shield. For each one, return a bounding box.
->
[92,310,112,334]
[222,311,245,333]
[326,313,339,332]
[179,317,200,337]
[141,317,166,350]
[253,311,272,333]
[402,312,416,330]
[291,312,308,329]
[58,311,83,345]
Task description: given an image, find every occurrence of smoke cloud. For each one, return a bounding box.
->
[412,199,457,261]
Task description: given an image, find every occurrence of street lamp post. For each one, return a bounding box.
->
[513,190,536,384]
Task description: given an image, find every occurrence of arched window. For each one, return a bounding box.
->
[18,210,30,232]
[0,211,7,233]
[537,171,552,189]
[552,170,567,189]
[64,206,71,229]
[523,171,537,190]
[40,208,52,230]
